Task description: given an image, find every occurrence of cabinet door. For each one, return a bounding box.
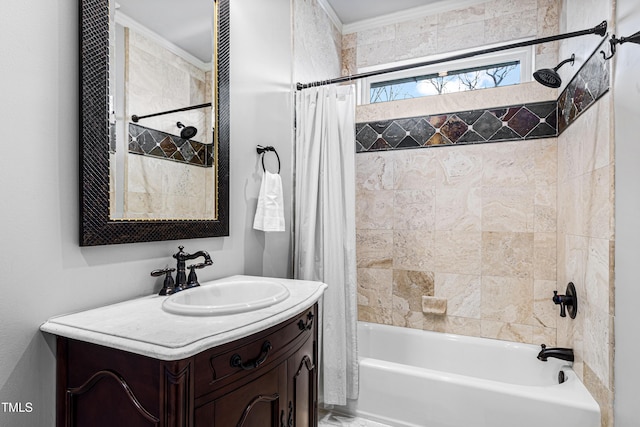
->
[195,363,287,427]
[287,335,317,427]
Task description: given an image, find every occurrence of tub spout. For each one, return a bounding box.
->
[537,344,574,362]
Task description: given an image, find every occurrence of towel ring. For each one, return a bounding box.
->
[256,145,281,174]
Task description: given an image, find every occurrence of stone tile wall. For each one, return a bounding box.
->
[342,0,561,76]
[557,58,614,427]
[356,136,559,344]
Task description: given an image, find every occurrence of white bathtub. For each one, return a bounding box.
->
[337,322,600,427]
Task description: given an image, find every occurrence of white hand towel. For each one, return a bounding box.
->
[253,171,285,232]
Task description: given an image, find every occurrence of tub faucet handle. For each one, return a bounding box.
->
[552,282,578,319]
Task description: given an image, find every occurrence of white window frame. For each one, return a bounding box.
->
[357,40,535,105]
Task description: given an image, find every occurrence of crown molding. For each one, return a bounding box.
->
[114,11,212,71]
[317,0,343,34]
[342,0,486,34]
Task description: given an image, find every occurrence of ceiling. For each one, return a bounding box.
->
[325,0,443,24]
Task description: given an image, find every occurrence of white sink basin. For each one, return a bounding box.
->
[162,279,290,316]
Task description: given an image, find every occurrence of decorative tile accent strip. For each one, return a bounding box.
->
[557,40,610,135]
[128,123,213,167]
[356,101,558,152]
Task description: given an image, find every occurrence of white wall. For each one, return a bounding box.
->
[0,0,293,425]
[613,0,640,424]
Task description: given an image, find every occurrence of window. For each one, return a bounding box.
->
[359,44,533,105]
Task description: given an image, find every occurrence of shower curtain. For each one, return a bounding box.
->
[293,85,358,406]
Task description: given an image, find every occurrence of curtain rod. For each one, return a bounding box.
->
[131,102,212,123]
[296,21,608,90]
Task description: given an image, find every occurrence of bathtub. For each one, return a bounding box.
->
[336,322,600,427]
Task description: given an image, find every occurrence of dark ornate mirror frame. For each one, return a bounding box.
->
[80,0,230,246]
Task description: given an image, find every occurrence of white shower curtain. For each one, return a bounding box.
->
[294,85,358,406]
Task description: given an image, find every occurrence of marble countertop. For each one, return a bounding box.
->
[40,275,327,361]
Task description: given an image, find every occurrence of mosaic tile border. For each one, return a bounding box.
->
[356,39,610,153]
[128,123,213,167]
[356,101,557,152]
[558,38,610,135]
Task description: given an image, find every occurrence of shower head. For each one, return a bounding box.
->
[177,122,198,140]
[533,54,575,88]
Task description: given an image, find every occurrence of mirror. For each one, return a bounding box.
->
[80,0,229,245]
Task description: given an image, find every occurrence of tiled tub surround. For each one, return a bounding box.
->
[356,138,559,345]
[354,27,611,347]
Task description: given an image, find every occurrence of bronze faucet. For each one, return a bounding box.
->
[151,246,213,295]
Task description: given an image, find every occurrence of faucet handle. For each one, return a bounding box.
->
[151,267,177,296]
[552,282,578,319]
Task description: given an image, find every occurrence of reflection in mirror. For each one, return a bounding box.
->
[80,0,229,245]
[109,0,215,220]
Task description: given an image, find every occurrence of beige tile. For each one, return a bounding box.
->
[532,279,557,329]
[434,231,482,275]
[480,320,533,344]
[585,237,611,314]
[485,0,537,19]
[356,229,393,269]
[435,145,483,188]
[357,268,393,320]
[356,152,394,191]
[583,363,614,427]
[534,138,557,186]
[424,315,482,337]
[394,189,436,230]
[393,150,437,190]
[437,5,485,28]
[341,47,357,76]
[342,33,356,50]
[482,232,534,278]
[532,326,557,347]
[562,234,588,297]
[436,21,486,53]
[393,270,433,329]
[393,230,435,271]
[435,187,482,231]
[357,39,395,68]
[356,24,396,46]
[435,273,481,318]
[534,232,556,280]
[358,305,392,325]
[482,140,535,187]
[485,9,538,44]
[535,182,557,233]
[584,167,614,240]
[393,32,438,62]
[583,304,610,387]
[481,276,533,324]
[356,190,394,230]
[482,186,535,232]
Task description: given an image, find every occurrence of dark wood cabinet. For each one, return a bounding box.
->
[56,304,318,427]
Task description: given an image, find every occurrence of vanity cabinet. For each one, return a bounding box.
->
[56,304,318,427]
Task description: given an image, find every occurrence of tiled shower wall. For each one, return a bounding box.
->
[355,87,559,345]
[350,0,562,344]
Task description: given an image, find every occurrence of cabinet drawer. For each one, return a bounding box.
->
[194,305,316,398]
